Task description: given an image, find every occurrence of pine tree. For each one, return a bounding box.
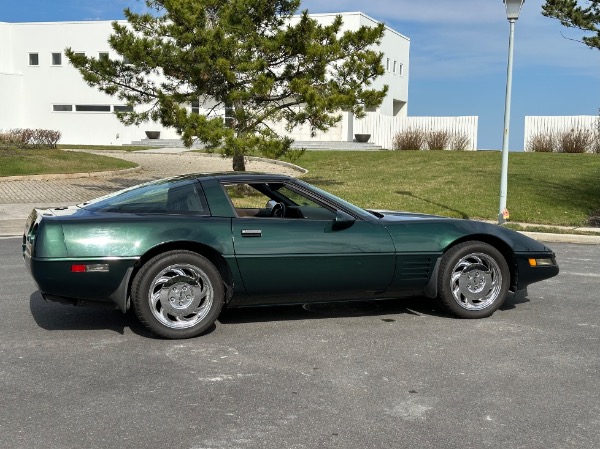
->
[66,0,388,170]
[542,0,600,50]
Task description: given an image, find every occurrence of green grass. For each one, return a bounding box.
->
[287,151,600,227]
[0,147,137,177]
[58,144,156,151]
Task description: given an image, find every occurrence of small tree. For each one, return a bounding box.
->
[542,0,600,50]
[67,0,388,171]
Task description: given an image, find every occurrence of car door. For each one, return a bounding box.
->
[227,183,396,304]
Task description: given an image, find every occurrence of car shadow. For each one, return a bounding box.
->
[29,290,531,337]
[218,296,449,324]
[395,190,470,219]
[29,291,216,339]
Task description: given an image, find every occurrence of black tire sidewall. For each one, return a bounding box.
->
[131,251,224,339]
[437,242,510,319]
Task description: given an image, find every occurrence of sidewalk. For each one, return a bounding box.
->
[2,148,599,243]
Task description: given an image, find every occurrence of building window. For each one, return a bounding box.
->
[386,58,390,71]
[393,61,397,74]
[53,105,73,112]
[191,100,200,114]
[122,55,131,64]
[113,105,133,112]
[74,52,85,57]
[398,63,404,76]
[52,53,62,66]
[29,53,39,66]
[75,105,111,112]
[99,52,109,61]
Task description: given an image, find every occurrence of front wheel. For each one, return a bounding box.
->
[131,251,224,339]
[437,241,510,318]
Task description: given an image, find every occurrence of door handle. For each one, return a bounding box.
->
[241,229,262,237]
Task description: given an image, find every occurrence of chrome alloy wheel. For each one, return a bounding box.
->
[148,263,214,329]
[450,252,502,311]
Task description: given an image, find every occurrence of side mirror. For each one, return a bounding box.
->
[332,210,355,231]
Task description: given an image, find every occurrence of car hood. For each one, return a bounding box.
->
[369,210,553,253]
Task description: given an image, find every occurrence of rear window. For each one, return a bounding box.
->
[80,179,210,215]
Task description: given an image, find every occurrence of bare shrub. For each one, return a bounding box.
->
[393,128,426,151]
[0,128,61,149]
[557,128,593,154]
[594,112,600,154]
[527,132,555,152]
[451,132,470,151]
[426,130,452,150]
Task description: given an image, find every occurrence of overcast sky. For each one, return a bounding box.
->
[3,0,599,150]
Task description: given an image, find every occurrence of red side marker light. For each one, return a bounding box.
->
[71,264,86,273]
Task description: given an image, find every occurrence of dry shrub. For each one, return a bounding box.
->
[0,128,61,149]
[451,132,470,151]
[426,130,452,150]
[557,128,593,154]
[527,132,555,152]
[393,128,426,151]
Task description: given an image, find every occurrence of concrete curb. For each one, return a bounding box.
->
[519,231,600,245]
[195,152,308,174]
[0,166,142,182]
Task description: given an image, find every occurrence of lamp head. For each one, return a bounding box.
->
[504,0,525,20]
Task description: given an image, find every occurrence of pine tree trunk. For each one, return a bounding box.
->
[232,154,245,171]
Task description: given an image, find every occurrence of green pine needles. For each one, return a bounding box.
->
[66,0,388,170]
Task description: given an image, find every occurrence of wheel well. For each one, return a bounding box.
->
[444,235,518,291]
[128,241,235,308]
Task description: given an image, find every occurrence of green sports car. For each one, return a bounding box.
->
[23,172,559,339]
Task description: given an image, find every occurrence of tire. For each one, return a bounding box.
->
[437,241,510,319]
[131,250,224,339]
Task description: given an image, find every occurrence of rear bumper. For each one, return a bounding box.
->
[25,255,136,312]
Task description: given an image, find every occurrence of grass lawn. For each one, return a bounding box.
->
[290,151,600,227]
[0,147,137,177]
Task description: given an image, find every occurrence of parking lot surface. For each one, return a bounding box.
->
[0,239,599,449]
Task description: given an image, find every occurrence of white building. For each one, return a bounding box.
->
[0,13,410,145]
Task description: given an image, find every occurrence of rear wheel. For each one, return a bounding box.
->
[131,250,224,339]
[437,241,510,318]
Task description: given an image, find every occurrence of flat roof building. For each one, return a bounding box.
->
[0,13,410,145]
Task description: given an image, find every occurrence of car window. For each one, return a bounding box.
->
[81,179,209,215]
[222,182,336,220]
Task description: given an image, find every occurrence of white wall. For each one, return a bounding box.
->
[305,12,410,117]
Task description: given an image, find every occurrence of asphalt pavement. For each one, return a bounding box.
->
[1,238,599,448]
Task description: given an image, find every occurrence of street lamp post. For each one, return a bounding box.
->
[498,0,525,224]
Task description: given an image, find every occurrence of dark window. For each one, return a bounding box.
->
[75,105,111,112]
[99,52,109,61]
[52,52,62,65]
[114,105,133,112]
[81,179,209,215]
[223,182,336,220]
[53,105,73,112]
[191,100,200,114]
[29,53,39,66]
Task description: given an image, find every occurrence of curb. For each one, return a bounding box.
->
[196,152,308,174]
[519,231,600,245]
[0,166,142,182]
